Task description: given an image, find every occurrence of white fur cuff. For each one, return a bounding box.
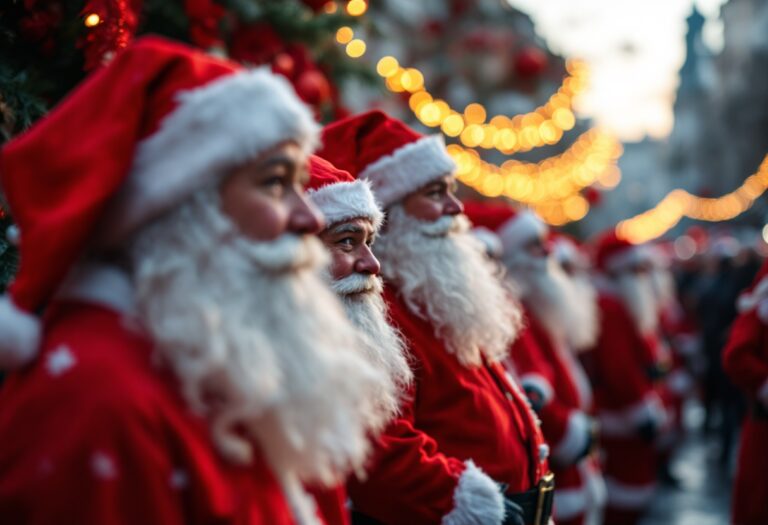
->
[552,411,591,466]
[360,135,456,207]
[0,294,41,369]
[442,460,505,525]
[520,373,554,406]
[308,180,384,230]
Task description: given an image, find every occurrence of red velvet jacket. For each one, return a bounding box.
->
[0,300,299,525]
[348,285,548,525]
[508,309,597,522]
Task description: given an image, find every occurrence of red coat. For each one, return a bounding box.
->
[0,299,299,525]
[509,310,602,525]
[582,292,665,511]
[723,307,768,525]
[308,486,350,525]
[348,286,549,525]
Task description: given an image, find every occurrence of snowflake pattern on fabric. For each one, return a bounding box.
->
[45,345,76,377]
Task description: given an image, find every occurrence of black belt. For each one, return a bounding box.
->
[506,472,555,525]
[350,472,555,525]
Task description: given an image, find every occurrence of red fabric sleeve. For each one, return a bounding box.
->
[346,387,465,525]
[723,309,768,398]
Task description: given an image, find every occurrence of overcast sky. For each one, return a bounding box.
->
[506,0,729,141]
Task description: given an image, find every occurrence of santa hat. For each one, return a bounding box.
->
[317,110,456,207]
[0,36,319,369]
[592,230,648,274]
[550,232,590,270]
[306,155,383,230]
[462,200,548,256]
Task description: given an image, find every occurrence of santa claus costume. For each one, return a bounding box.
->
[304,155,414,525]
[465,201,606,525]
[319,111,553,525]
[0,37,392,525]
[722,261,768,525]
[584,232,668,525]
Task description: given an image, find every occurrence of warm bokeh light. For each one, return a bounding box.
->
[346,0,367,17]
[84,13,101,27]
[335,26,354,44]
[345,39,366,58]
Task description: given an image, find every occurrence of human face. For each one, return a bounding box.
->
[524,234,551,260]
[219,142,324,241]
[401,175,463,222]
[319,217,380,281]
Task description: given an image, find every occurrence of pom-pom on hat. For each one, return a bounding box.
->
[317,110,456,207]
[306,155,383,230]
[592,230,648,273]
[462,200,548,256]
[0,36,319,369]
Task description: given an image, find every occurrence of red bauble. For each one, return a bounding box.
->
[273,53,296,77]
[295,70,332,106]
[514,46,548,78]
[301,0,330,12]
[185,0,225,49]
[584,187,602,206]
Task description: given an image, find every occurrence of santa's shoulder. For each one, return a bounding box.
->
[0,300,171,434]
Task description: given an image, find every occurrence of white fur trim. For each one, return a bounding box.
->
[758,377,768,407]
[307,180,384,230]
[442,460,505,525]
[553,485,587,520]
[737,276,768,323]
[56,263,136,316]
[471,227,503,259]
[604,477,655,509]
[598,393,667,437]
[100,68,320,244]
[498,211,548,256]
[552,411,591,466]
[519,372,555,406]
[360,135,456,207]
[0,295,41,369]
[603,246,648,274]
[279,473,323,525]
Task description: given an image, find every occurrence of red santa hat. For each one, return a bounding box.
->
[550,231,590,270]
[306,155,383,230]
[462,200,548,256]
[317,110,456,207]
[592,230,649,273]
[0,36,319,369]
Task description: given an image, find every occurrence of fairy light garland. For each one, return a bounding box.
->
[332,2,616,226]
[449,130,623,224]
[617,155,768,244]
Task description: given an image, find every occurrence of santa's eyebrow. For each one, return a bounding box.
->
[330,223,364,235]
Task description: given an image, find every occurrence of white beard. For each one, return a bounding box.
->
[615,272,659,336]
[331,273,413,423]
[129,190,391,487]
[649,267,676,314]
[374,204,522,367]
[505,252,598,351]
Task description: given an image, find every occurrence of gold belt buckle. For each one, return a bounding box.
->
[534,472,555,525]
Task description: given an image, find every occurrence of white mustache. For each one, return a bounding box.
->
[332,273,384,296]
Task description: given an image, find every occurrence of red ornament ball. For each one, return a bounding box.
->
[514,47,548,78]
[584,187,602,206]
[273,53,295,77]
[295,70,332,106]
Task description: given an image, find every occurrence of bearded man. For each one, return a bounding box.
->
[319,111,552,525]
[464,202,604,525]
[0,37,391,525]
[723,261,768,525]
[304,155,413,525]
[586,231,669,525]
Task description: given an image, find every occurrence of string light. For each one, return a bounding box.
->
[346,0,367,16]
[617,155,768,244]
[375,58,588,154]
[84,13,101,27]
[449,129,622,222]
